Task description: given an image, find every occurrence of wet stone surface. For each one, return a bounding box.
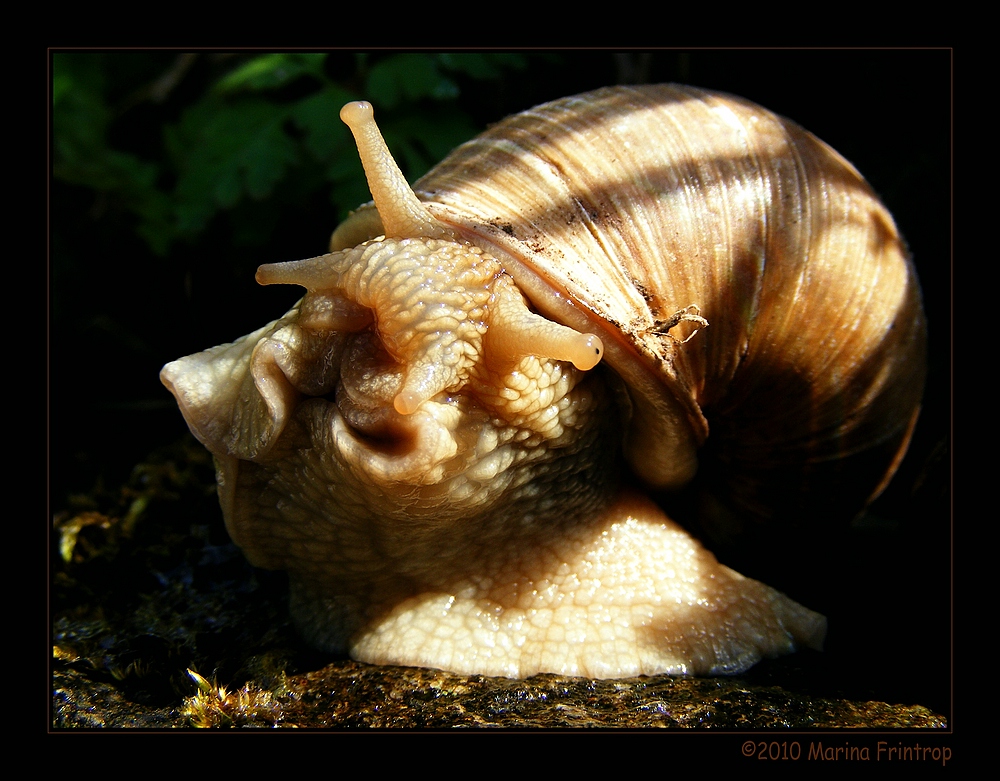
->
[53,657,947,730]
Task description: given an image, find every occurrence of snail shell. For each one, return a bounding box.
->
[160,85,925,678]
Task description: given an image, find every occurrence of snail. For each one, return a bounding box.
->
[160,84,926,678]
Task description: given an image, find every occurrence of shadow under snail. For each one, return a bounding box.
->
[160,84,926,678]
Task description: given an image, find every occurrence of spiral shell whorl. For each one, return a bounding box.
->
[386,84,928,524]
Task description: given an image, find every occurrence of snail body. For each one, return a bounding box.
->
[161,85,925,678]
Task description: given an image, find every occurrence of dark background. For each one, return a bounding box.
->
[50,50,951,718]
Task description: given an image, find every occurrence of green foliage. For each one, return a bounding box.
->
[53,53,174,254]
[52,52,527,256]
[213,52,329,93]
